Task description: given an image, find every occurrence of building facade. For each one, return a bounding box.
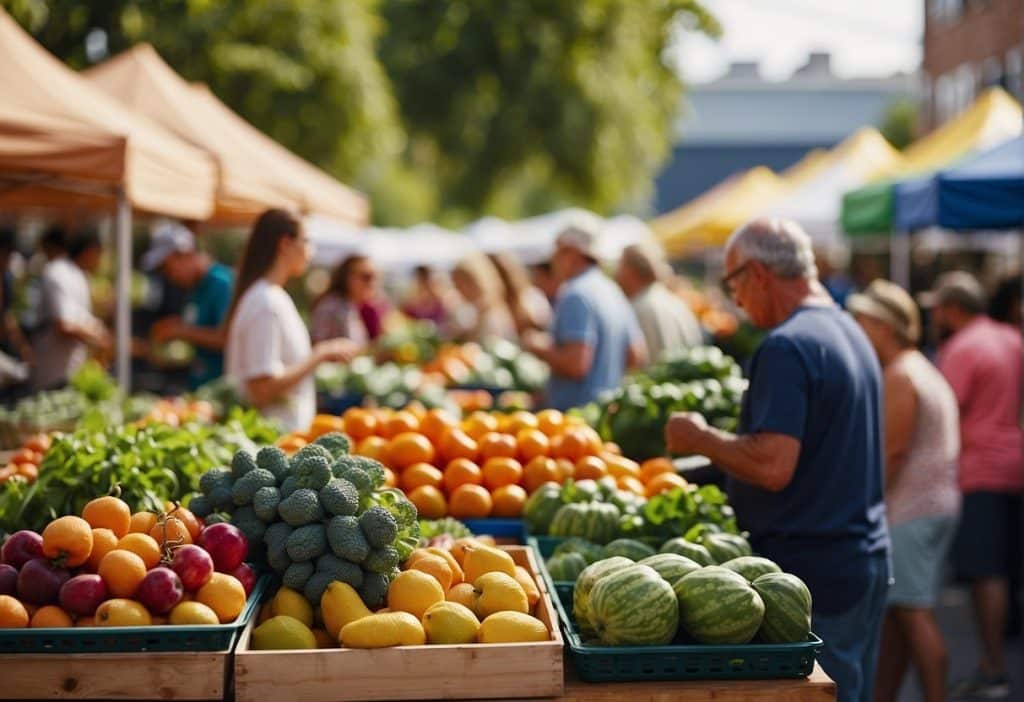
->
[923,0,1024,128]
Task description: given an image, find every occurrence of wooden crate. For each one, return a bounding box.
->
[0,649,230,700]
[234,546,564,702]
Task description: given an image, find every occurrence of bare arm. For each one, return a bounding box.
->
[4,312,32,363]
[56,316,110,350]
[245,339,356,408]
[883,366,918,488]
[626,338,648,370]
[526,333,593,380]
[175,324,226,352]
[665,412,801,492]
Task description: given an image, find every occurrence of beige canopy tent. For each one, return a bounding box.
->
[0,9,218,388]
[86,44,369,226]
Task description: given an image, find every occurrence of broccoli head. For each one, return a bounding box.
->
[316,554,364,589]
[253,486,282,523]
[256,446,290,483]
[187,493,213,519]
[303,571,334,605]
[277,488,324,527]
[319,478,359,517]
[293,455,333,491]
[232,468,277,506]
[291,443,332,468]
[313,432,351,459]
[231,450,258,480]
[358,506,399,549]
[326,515,370,563]
[199,467,232,496]
[286,524,328,562]
[357,571,390,609]
[344,456,387,490]
[363,545,400,574]
[283,561,315,591]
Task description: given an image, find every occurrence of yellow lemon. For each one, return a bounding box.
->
[341,612,426,648]
[473,571,529,619]
[462,544,516,583]
[252,615,316,650]
[95,599,152,627]
[387,570,445,619]
[269,587,314,628]
[513,566,541,610]
[422,601,479,644]
[321,581,372,640]
[478,611,549,643]
[168,601,219,626]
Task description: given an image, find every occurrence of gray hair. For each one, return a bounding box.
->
[620,241,670,283]
[726,218,818,280]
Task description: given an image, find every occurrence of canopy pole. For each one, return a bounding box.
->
[115,191,132,392]
[890,231,911,290]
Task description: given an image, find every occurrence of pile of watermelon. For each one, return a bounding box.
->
[565,548,812,647]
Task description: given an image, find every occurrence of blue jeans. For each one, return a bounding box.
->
[812,553,890,702]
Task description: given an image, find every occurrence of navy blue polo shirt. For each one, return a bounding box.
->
[728,305,890,614]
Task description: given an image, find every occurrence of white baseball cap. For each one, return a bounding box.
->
[143,220,196,271]
[555,222,600,261]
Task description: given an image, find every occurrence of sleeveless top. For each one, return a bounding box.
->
[886,351,961,526]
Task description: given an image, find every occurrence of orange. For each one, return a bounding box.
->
[645,472,689,497]
[503,411,539,435]
[380,411,420,439]
[354,435,389,463]
[574,455,608,481]
[196,573,247,623]
[310,414,345,438]
[443,458,483,493]
[535,409,565,437]
[461,412,499,441]
[408,485,447,520]
[478,432,517,461]
[491,484,527,517]
[41,516,93,568]
[128,511,158,534]
[603,442,622,456]
[409,554,454,591]
[555,459,576,483]
[0,595,29,628]
[401,463,444,492]
[383,467,398,488]
[30,605,73,628]
[165,504,202,541]
[276,436,307,454]
[98,549,148,598]
[82,496,132,538]
[387,432,436,470]
[342,408,378,441]
[640,457,676,483]
[450,537,485,566]
[446,583,476,610]
[439,428,479,464]
[24,434,51,454]
[116,533,162,570]
[424,547,465,584]
[482,457,523,491]
[516,429,550,463]
[552,429,591,462]
[404,401,428,422]
[523,457,561,493]
[150,516,193,549]
[419,409,457,445]
[604,455,641,481]
[86,528,119,572]
[16,464,37,481]
[578,426,604,455]
[448,484,493,519]
[617,475,647,496]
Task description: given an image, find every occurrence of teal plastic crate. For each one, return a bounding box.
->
[551,584,822,682]
[0,575,270,654]
[529,536,574,599]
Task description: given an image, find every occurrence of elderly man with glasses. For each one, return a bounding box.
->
[665,218,890,702]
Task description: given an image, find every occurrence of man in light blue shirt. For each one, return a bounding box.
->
[524,224,647,410]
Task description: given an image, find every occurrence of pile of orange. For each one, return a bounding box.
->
[281,406,689,520]
[0,433,51,485]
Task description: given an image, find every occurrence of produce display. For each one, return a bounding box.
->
[0,408,278,535]
[0,493,255,629]
[580,346,747,461]
[0,433,50,486]
[250,537,550,650]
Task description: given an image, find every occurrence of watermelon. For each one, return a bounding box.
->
[572,556,634,638]
[545,552,588,582]
[561,479,601,503]
[601,539,656,562]
[638,553,702,584]
[588,564,679,646]
[523,484,564,534]
[721,556,782,583]
[549,503,620,545]
[674,566,765,644]
[552,537,605,564]
[752,572,812,643]
[659,537,715,565]
[701,533,752,563]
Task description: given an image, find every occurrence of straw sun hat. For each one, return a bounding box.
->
[846,279,922,345]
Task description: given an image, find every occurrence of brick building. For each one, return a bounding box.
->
[923,0,1024,128]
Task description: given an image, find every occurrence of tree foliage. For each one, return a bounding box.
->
[879,97,920,151]
[3,0,717,224]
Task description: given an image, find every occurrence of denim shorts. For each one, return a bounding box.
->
[888,514,958,608]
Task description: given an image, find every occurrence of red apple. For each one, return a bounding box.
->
[17,557,70,605]
[171,544,214,591]
[230,562,257,596]
[1,530,43,568]
[0,563,17,596]
[197,523,247,573]
[59,574,108,617]
[136,567,184,615]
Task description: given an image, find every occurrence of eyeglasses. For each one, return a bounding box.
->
[719,261,751,298]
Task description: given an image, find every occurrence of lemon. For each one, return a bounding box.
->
[341,612,426,648]
[422,602,479,644]
[168,601,219,626]
[473,572,529,619]
[269,587,314,628]
[387,570,445,619]
[252,615,316,650]
[477,611,549,643]
[321,581,372,640]
[513,566,541,610]
[462,544,516,583]
[95,599,151,627]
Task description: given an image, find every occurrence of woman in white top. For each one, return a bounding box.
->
[225,210,356,431]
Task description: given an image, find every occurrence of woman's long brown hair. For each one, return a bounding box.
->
[227,208,302,322]
[315,254,368,308]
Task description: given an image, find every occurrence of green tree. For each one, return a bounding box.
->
[879,97,920,150]
[379,0,719,221]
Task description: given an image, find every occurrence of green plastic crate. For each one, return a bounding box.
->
[551,584,822,682]
[529,536,574,599]
[0,575,270,654]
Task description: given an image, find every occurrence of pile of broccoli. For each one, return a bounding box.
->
[189,432,419,609]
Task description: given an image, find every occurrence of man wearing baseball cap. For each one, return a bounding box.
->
[523,222,647,409]
[924,271,1022,700]
[144,220,234,389]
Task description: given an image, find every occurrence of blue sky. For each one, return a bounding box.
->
[673,0,924,83]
